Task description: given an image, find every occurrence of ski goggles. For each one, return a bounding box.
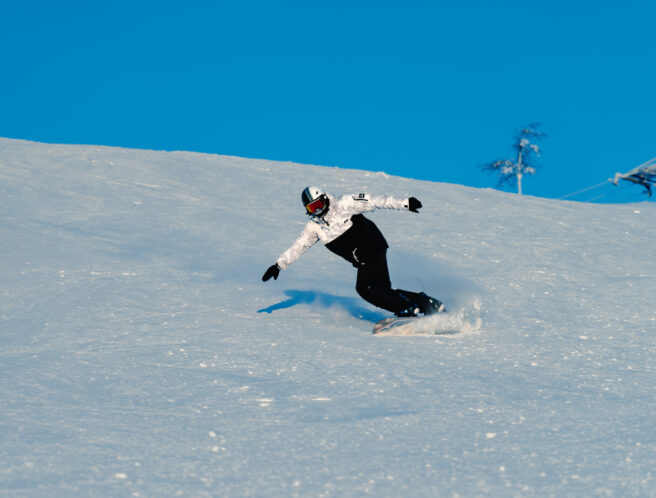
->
[305,196,327,215]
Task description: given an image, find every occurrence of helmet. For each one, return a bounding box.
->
[301,186,329,217]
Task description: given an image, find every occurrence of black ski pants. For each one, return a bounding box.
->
[355,249,419,314]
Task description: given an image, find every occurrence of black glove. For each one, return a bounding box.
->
[262,263,280,282]
[408,197,422,213]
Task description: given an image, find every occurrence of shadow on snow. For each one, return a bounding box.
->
[257,289,386,322]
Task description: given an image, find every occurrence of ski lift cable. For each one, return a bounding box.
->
[560,181,609,200]
[583,193,609,203]
[561,157,656,201]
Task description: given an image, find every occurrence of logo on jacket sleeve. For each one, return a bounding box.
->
[353,193,369,201]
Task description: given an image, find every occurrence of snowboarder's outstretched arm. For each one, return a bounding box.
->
[347,193,422,213]
[262,224,320,281]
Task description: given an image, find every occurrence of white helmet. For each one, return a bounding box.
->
[301,186,329,217]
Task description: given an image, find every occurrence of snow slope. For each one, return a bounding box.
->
[1,137,655,496]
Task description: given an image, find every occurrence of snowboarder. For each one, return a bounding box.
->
[262,186,444,317]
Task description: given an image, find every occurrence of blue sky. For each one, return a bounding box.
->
[2,0,655,201]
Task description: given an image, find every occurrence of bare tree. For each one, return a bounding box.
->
[484,123,546,195]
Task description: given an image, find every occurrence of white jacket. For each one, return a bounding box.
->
[276,193,410,270]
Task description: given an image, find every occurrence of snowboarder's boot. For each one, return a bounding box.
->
[413,292,445,315]
[394,292,420,317]
[395,304,420,317]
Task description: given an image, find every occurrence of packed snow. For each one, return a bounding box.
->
[1,137,655,496]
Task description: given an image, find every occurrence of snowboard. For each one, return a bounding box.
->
[373,312,479,336]
[373,316,424,335]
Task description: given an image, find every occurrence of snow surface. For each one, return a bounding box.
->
[1,137,655,496]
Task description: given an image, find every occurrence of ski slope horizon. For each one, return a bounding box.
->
[1,137,655,496]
